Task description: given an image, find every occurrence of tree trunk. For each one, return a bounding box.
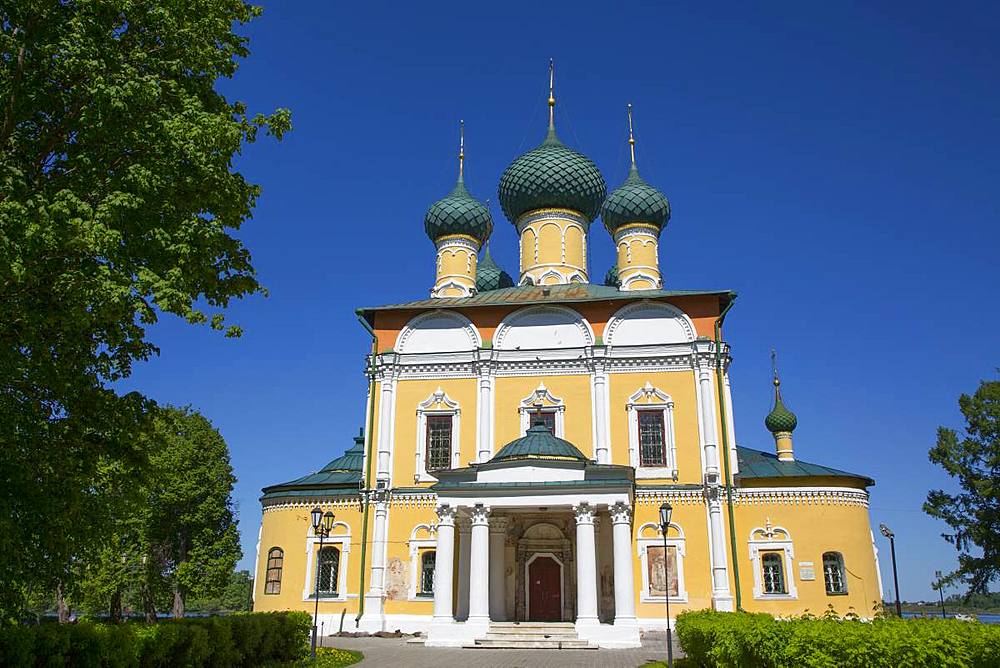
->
[110,588,123,624]
[142,585,157,623]
[56,583,69,623]
[172,583,185,619]
[173,534,187,619]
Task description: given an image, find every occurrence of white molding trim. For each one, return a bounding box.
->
[636,522,688,603]
[748,519,798,600]
[302,522,352,603]
[626,382,678,479]
[407,524,438,601]
[524,551,566,622]
[395,310,482,353]
[494,305,595,350]
[518,382,567,436]
[414,388,462,483]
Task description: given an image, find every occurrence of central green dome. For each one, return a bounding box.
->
[490,424,590,463]
[498,127,607,224]
[424,179,493,244]
[601,165,671,235]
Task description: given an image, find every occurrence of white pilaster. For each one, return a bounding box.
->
[467,505,491,632]
[476,355,494,463]
[375,374,397,480]
[697,366,719,474]
[723,370,739,475]
[489,517,508,621]
[456,518,471,621]
[590,352,611,464]
[358,499,389,630]
[573,503,599,628]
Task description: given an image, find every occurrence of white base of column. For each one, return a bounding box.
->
[575,620,641,649]
[355,594,386,632]
[712,593,735,612]
[424,619,490,647]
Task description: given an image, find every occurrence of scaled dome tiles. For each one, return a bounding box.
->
[601,165,671,235]
[498,128,607,224]
[424,179,493,244]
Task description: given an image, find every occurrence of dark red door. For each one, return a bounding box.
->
[528,556,561,621]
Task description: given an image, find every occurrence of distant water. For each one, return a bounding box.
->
[901,612,1000,624]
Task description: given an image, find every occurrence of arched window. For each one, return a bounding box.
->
[823,552,847,595]
[264,547,283,594]
[761,552,786,594]
[419,551,436,596]
[316,546,340,595]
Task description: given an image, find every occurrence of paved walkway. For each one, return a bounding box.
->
[327,634,680,668]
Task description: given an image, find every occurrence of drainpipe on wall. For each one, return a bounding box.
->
[354,312,379,626]
[713,294,743,611]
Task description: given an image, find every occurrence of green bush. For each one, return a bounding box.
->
[0,611,310,667]
[675,610,1000,668]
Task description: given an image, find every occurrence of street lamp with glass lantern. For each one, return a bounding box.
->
[311,507,335,659]
[659,502,674,668]
[879,523,901,617]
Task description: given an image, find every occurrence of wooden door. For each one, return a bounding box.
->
[528,556,561,621]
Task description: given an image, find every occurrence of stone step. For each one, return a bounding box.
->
[484,631,579,640]
[467,638,598,650]
[488,622,577,630]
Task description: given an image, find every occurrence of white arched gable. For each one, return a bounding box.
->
[395,311,481,353]
[494,305,594,350]
[605,301,696,346]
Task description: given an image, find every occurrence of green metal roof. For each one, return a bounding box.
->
[601,165,671,234]
[475,245,515,292]
[261,431,366,500]
[424,178,493,244]
[358,283,734,314]
[498,126,607,223]
[490,424,590,463]
[735,446,873,486]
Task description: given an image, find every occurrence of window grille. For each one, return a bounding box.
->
[316,546,340,595]
[762,552,786,594]
[823,552,847,594]
[419,551,436,596]
[264,547,283,594]
[425,415,453,471]
[638,410,667,467]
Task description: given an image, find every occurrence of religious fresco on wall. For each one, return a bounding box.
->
[385,557,408,601]
[647,545,678,597]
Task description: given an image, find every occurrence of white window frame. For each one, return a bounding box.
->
[518,383,566,437]
[302,522,351,602]
[822,551,848,596]
[407,523,438,600]
[748,519,797,600]
[636,522,688,603]
[415,388,461,482]
[627,382,678,479]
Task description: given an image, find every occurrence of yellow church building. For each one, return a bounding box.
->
[252,71,883,649]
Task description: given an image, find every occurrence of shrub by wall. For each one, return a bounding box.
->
[675,610,1000,668]
[0,611,310,667]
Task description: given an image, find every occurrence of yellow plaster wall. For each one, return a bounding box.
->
[733,502,881,617]
[616,225,660,286]
[435,244,477,293]
[381,501,441,615]
[607,370,704,483]
[253,501,366,617]
[390,378,479,485]
[493,375,594,454]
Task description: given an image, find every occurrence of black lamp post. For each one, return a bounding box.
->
[659,502,674,668]
[879,524,902,617]
[934,570,947,619]
[311,507,335,660]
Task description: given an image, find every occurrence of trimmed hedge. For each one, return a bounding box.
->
[676,610,1000,668]
[0,611,310,667]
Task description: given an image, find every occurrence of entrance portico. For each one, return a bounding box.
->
[425,425,640,648]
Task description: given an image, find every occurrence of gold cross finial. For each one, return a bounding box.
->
[771,348,781,387]
[627,103,636,166]
[548,58,556,128]
[458,119,465,182]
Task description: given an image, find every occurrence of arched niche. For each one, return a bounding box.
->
[605,301,696,346]
[495,305,594,350]
[395,311,481,353]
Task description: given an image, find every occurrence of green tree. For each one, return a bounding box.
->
[924,378,1000,595]
[0,1,289,617]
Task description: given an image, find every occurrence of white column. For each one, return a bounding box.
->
[723,370,738,475]
[467,505,491,625]
[489,517,508,621]
[432,505,457,621]
[609,502,637,624]
[697,366,719,474]
[375,372,396,480]
[456,518,471,620]
[573,503,599,626]
[591,355,611,464]
[476,369,493,463]
[367,500,388,600]
[697,360,733,611]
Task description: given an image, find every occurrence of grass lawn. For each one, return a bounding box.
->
[640,659,695,668]
[281,647,364,666]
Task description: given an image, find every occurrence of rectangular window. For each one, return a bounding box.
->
[638,410,667,467]
[762,552,786,594]
[316,546,340,595]
[823,552,846,594]
[419,551,436,596]
[530,410,556,433]
[425,415,453,471]
[265,547,283,595]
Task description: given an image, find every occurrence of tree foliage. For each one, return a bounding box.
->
[0,0,288,616]
[924,378,1000,595]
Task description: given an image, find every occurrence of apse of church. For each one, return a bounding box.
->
[252,65,882,649]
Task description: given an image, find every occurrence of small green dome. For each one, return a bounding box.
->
[490,424,590,463]
[424,179,493,244]
[476,246,515,292]
[604,264,620,287]
[765,381,798,433]
[601,165,671,235]
[498,127,606,223]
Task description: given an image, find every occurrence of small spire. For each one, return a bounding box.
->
[771,348,781,391]
[627,103,636,167]
[548,58,556,129]
[458,119,465,183]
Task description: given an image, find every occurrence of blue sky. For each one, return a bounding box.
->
[119,1,1000,602]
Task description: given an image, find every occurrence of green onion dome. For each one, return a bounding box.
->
[498,126,607,224]
[604,264,620,288]
[475,246,515,292]
[424,178,493,244]
[765,379,798,433]
[601,164,671,235]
